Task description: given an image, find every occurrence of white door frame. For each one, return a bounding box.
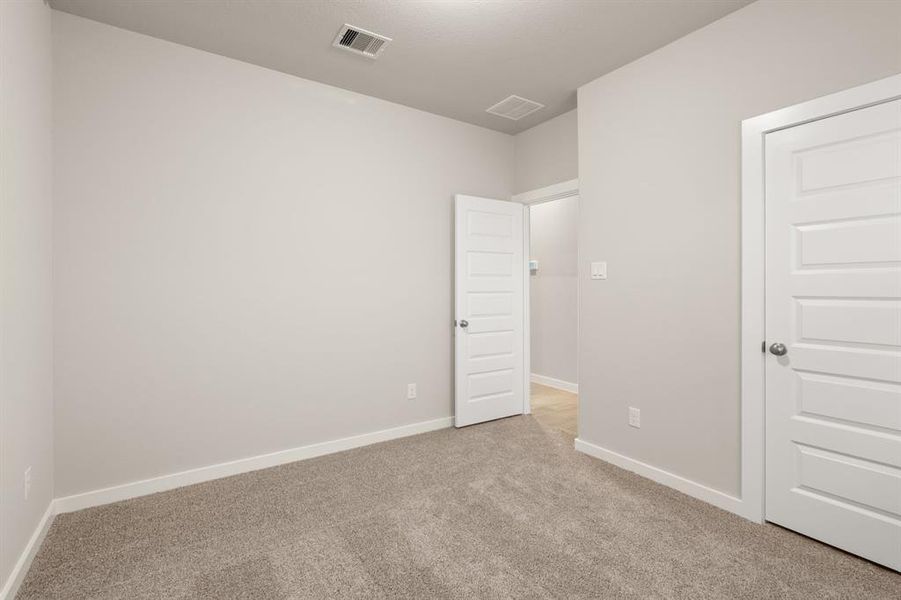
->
[511,178,580,417]
[740,73,901,524]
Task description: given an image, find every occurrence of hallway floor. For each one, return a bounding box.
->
[530,382,577,436]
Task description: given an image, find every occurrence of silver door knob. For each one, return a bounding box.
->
[769,342,787,356]
[459,320,469,328]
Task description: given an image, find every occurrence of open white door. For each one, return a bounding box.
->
[454,195,525,427]
[764,99,901,571]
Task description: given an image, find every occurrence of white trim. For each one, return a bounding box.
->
[55,416,452,514]
[0,501,56,600]
[511,178,579,205]
[530,373,578,394]
[740,114,767,524]
[523,208,532,415]
[740,73,901,525]
[575,438,745,517]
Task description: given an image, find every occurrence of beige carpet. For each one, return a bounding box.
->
[530,383,577,436]
[18,417,899,599]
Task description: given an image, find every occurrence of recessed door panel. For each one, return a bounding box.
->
[797,216,901,267]
[468,251,514,277]
[798,372,901,432]
[467,292,513,318]
[797,299,901,346]
[469,331,514,359]
[796,445,901,517]
[798,131,900,192]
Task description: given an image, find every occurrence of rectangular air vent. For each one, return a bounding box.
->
[333,24,391,59]
[486,95,545,121]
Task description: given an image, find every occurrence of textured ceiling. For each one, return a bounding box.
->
[49,0,751,134]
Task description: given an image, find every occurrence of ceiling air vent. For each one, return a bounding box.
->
[332,24,392,59]
[486,95,545,121]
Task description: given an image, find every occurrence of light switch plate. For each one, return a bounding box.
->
[590,261,607,280]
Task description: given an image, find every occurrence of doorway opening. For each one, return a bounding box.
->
[516,180,579,437]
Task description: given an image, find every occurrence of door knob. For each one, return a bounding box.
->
[769,342,788,356]
[459,320,469,328]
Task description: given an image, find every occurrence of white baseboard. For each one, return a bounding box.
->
[531,373,578,394]
[55,416,453,514]
[0,501,56,600]
[574,438,752,520]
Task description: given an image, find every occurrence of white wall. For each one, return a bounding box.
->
[53,12,513,497]
[513,109,577,195]
[578,0,901,496]
[0,0,54,590]
[529,197,578,385]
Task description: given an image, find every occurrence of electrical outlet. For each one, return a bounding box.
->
[407,383,417,400]
[24,466,32,500]
[628,407,641,428]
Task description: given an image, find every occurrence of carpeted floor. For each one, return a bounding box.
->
[18,416,899,599]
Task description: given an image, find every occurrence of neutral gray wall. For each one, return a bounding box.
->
[513,109,577,195]
[53,12,514,496]
[0,0,54,588]
[529,197,578,385]
[578,0,901,496]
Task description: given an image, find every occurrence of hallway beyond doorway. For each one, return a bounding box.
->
[530,383,577,436]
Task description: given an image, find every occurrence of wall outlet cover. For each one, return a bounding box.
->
[628,407,641,428]
[407,383,417,400]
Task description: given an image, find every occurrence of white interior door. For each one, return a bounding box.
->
[454,195,525,427]
[764,99,901,571]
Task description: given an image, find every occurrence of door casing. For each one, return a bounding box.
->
[511,179,580,418]
[740,73,901,524]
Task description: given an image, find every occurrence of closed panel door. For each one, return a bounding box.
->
[765,99,901,571]
[455,195,524,427]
